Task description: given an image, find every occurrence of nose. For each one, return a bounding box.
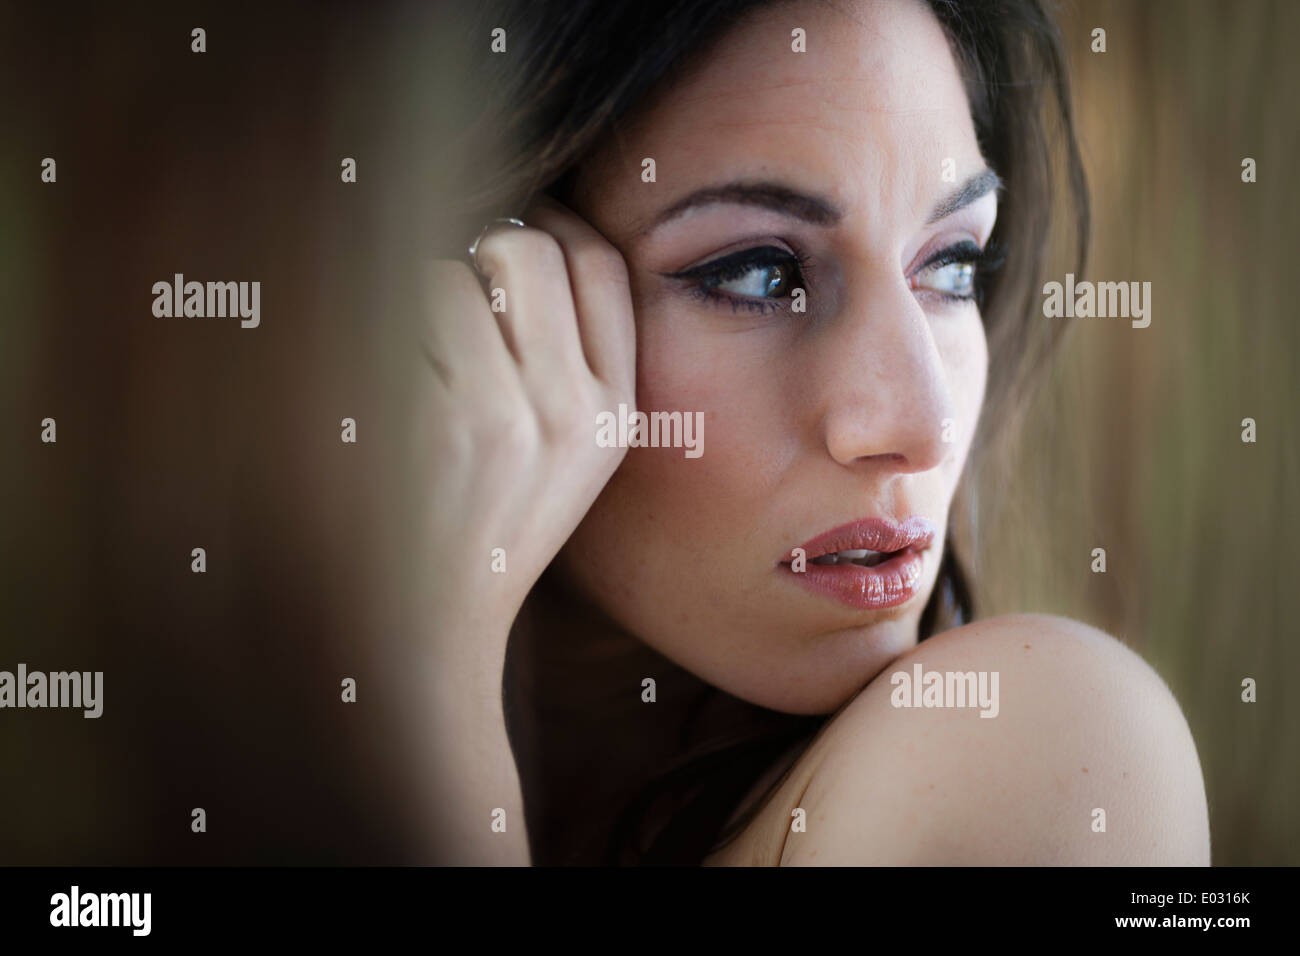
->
[815,267,955,474]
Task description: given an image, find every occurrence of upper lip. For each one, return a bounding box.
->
[782,516,937,563]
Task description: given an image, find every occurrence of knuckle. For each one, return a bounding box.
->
[571,244,630,288]
[425,408,474,468]
[542,381,598,438]
[473,396,518,436]
[443,418,476,462]
[493,407,541,456]
[525,230,568,275]
[487,228,566,276]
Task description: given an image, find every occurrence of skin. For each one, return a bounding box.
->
[704,614,1211,865]
[557,0,993,714]
[423,0,1210,863]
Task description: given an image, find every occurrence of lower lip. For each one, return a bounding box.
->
[780,548,927,610]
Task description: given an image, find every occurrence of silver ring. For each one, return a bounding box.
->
[468,217,527,275]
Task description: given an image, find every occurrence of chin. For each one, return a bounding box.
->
[692,610,928,716]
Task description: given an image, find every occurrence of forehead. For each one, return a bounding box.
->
[574,0,983,233]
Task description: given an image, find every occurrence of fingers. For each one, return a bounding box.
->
[428,201,637,447]
[471,224,590,412]
[423,260,520,393]
[521,195,637,397]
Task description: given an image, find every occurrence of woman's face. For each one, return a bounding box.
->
[558,0,995,714]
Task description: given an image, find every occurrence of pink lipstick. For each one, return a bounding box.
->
[779,516,936,610]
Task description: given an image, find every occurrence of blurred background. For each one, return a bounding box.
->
[0,0,1295,865]
[961,0,1298,865]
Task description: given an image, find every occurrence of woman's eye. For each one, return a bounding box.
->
[713,260,798,298]
[913,260,976,298]
[910,240,1002,304]
[664,246,809,314]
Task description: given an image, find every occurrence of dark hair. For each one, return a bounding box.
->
[450,0,1089,864]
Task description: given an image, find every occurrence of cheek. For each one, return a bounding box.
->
[557,304,787,603]
[936,310,989,480]
[597,312,776,538]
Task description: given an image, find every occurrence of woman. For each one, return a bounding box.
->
[419,0,1211,864]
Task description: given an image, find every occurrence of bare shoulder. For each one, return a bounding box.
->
[780,613,1211,865]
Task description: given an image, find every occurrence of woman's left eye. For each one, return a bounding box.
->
[664,246,810,314]
[909,240,1000,303]
[914,260,976,298]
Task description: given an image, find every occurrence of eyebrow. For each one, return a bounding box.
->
[925,169,1002,224]
[635,181,841,237]
[636,168,1002,237]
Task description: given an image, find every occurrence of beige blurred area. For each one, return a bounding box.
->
[962,1,1299,864]
[0,0,1294,866]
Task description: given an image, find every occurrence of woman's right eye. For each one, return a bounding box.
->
[663,246,811,314]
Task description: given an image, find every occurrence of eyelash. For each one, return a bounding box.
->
[911,240,1006,306]
[665,240,1006,315]
[665,246,815,315]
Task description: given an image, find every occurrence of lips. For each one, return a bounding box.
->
[779,516,937,610]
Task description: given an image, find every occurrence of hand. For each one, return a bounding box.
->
[416,194,637,645]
